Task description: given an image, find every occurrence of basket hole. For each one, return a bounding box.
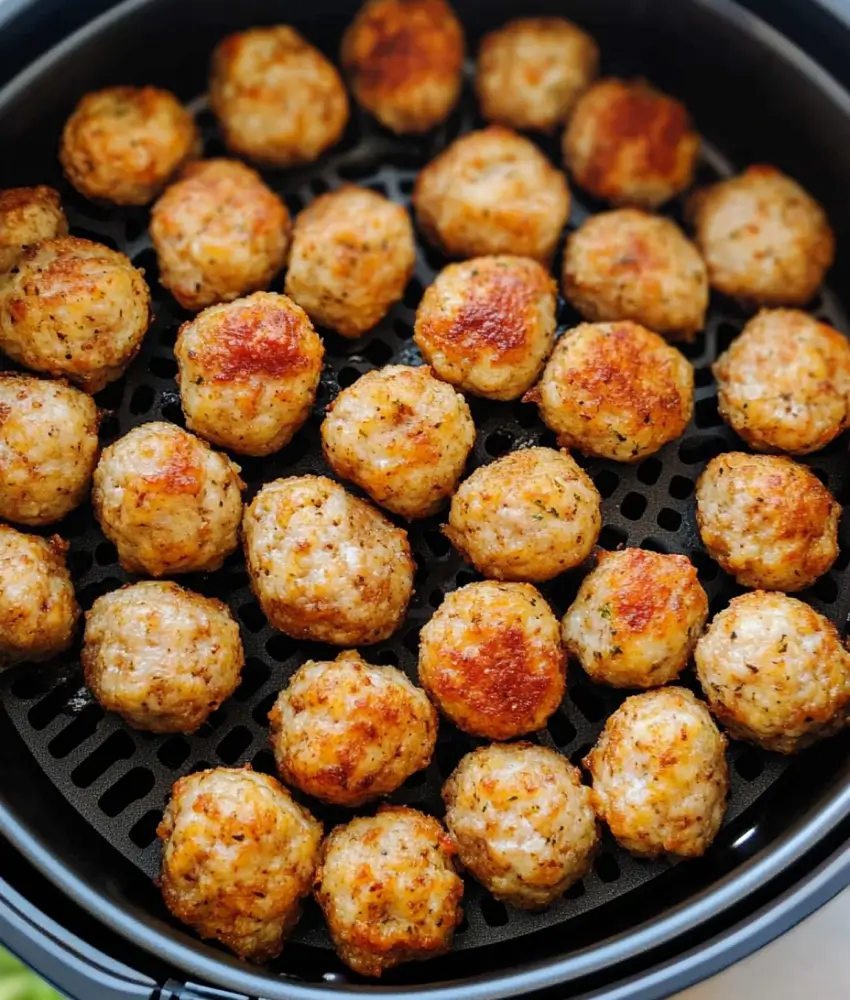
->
[435,730,469,778]
[398,177,415,197]
[424,530,451,558]
[266,634,298,662]
[129,809,162,849]
[48,704,104,759]
[547,712,577,747]
[393,317,414,340]
[129,383,154,416]
[28,679,81,731]
[480,895,509,928]
[512,399,539,429]
[252,692,277,727]
[286,192,305,215]
[677,334,705,361]
[67,548,94,576]
[217,725,253,765]
[197,704,228,734]
[485,429,514,457]
[149,355,177,380]
[620,492,647,521]
[694,366,714,388]
[834,547,850,572]
[657,507,682,532]
[160,392,185,427]
[429,589,444,608]
[809,467,829,487]
[363,338,394,366]
[234,658,271,703]
[238,602,266,634]
[95,540,118,566]
[564,880,586,900]
[73,227,118,251]
[593,468,619,499]
[71,730,135,788]
[679,436,726,465]
[569,684,607,723]
[403,276,424,310]
[715,322,740,353]
[310,176,330,196]
[455,569,478,587]
[99,767,155,817]
[337,366,361,389]
[10,669,54,700]
[735,745,765,782]
[570,742,593,767]
[95,380,125,411]
[403,626,422,654]
[636,458,662,486]
[155,736,188,769]
[252,748,276,775]
[669,475,694,500]
[78,576,124,610]
[414,551,429,586]
[598,525,627,550]
[374,648,399,666]
[689,548,719,582]
[98,412,121,444]
[594,854,621,883]
[695,396,723,429]
[640,537,669,554]
[810,574,838,604]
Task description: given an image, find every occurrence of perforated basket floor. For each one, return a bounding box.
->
[2,85,850,962]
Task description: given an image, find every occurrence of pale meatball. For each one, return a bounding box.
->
[695,591,850,753]
[0,374,99,526]
[158,767,321,962]
[92,422,243,577]
[687,165,835,306]
[527,321,694,462]
[0,525,79,670]
[60,86,200,205]
[696,453,839,593]
[269,650,437,806]
[444,447,601,581]
[418,580,565,739]
[443,743,598,910]
[476,17,598,132]
[341,0,464,134]
[175,292,323,456]
[414,255,557,400]
[284,186,415,337]
[584,687,729,858]
[0,186,67,272]
[321,365,475,518]
[150,159,290,312]
[210,26,348,167]
[0,237,150,393]
[713,309,850,454]
[413,126,570,263]
[83,581,244,733]
[563,209,708,341]
[243,475,413,645]
[562,549,708,689]
[563,78,699,209]
[314,806,463,977]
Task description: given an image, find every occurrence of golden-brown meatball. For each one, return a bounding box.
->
[413,126,570,263]
[475,17,598,132]
[0,374,99,526]
[83,581,244,733]
[210,26,349,167]
[321,365,474,519]
[284,186,415,337]
[562,549,708,688]
[695,453,839,593]
[0,525,79,670]
[269,650,437,806]
[150,159,290,312]
[341,0,464,134]
[60,86,200,205]
[444,447,601,581]
[0,237,150,393]
[414,255,557,400]
[713,309,850,455]
[314,806,463,977]
[92,421,243,577]
[695,591,850,753]
[687,165,835,306]
[563,78,699,209]
[0,186,67,272]
[526,321,694,462]
[584,687,729,857]
[563,209,708,341]
[243,475,413,646]
[418,580,565,739]
[158,766,322,962]
[175,292,323,456]
[443,743,598,910]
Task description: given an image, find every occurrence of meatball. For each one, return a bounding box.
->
[443,743,598,910]
[584,687,729,858]
[418,580,565,739]
[0,237,150,393]
[209,25,348,167]
[694,591,850,753]
[0,186,67,272]
[60,86,200,205]
[175,292,323,456]
[563,209,708,341]
[83,581,244,733]
[0,525,79,670]
[243,475,413,645]
[269,650,437,806]
[444,447,601,582]
[284,186,415,337]
[687,165,835,306]
[314,806,463,977]
[562,548,708,688]
[0,374,99,526]
[414,255,557,400]
[341,0,464,134]
[563,78,699,209]
[527,321,694,462]
[696,453,839,593]
[413,126,570,263]
[150,159,290,312]
[321,365,474,518]
[713,309,850,455]
[475,17,598,132]
[158,767,321,962]
[92,422,243,577]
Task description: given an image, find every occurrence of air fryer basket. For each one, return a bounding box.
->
[0,0,849,998]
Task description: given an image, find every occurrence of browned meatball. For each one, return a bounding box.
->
[0,186,67,272]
